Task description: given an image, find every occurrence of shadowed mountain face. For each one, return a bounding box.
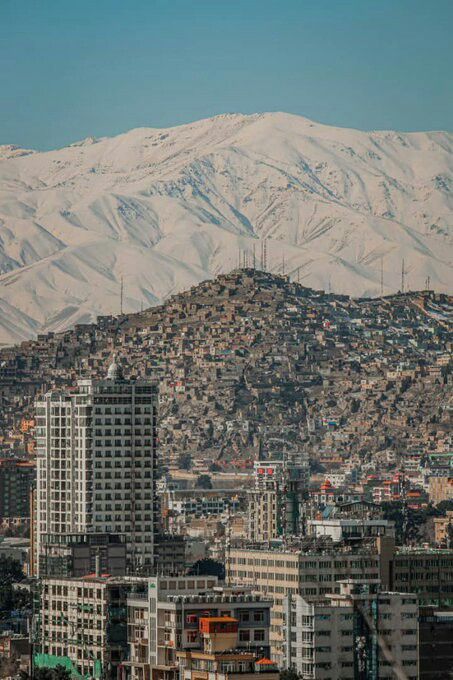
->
[0,112,451,344]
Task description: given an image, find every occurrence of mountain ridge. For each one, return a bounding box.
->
[0,111,451,345]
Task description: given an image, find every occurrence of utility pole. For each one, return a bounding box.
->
[120,276,124,316]
[252,244,256,269]
[263,239,267,271]
[380,257,384,296]
[401,259,405,294]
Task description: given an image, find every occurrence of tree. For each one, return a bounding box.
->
[280,669,300,680]
[0,556,32,615]
[195,474,212,489]
[188,558,225,579]
[31,666,72,680]
[177,453,192,470]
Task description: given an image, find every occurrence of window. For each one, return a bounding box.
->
[254,629,265,641]
[239,630,250,642]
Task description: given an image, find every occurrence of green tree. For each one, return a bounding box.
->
[177,453,192,470]
[195,474,212,489]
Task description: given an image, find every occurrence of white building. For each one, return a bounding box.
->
[284,581,419,680]
[307,518,395,542]
[35,358,158,572]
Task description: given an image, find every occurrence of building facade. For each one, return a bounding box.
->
[228,545,381,665]
[248,455,309,542]
[284,581,419,680]
[124,576,275,680]
[35,359,158,572]
[0,458,36,522]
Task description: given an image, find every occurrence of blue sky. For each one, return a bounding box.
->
[1,0,452,150]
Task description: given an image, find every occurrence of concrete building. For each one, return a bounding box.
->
[228,544,382,664]
[36,574,135,679]
[391,547,453,606]
[306,518,395,542]
[248,455,308,542]
[283,581,419,680]
[433,511,453,547]
[124,576,275,680]
[419,606,453,679]
[0,458,35,522]
[428,476,453,504]
[35,358,158,572]
[38,532,127,578]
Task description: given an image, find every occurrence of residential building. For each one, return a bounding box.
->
[124,576,275,680]
[283,581,419,680]
[428,476,453,504]
[35,358,158,572]
[36,574,135,679]
[433,511,453,547]
[419,606,453,679]
[228,543,381,664]
[248,454,308,542]
[0,458,36,522]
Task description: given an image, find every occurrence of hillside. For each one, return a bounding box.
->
[1,270,451,468]
[0,112,452,344]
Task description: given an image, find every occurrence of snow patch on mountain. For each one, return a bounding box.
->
[0,112,451,344]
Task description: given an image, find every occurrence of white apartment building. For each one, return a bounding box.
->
[35,358,158,572]
[284,581,419,680]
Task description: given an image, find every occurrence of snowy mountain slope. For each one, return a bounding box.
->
[0,112,451,344]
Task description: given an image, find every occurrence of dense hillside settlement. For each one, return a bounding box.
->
[1,269,451,473]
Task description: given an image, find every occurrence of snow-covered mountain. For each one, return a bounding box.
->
[0,112,451,345]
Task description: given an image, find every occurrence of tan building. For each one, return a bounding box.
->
[36,574,135,679]
[434,511,453,546]
[428,476,453,504]
[124,576,275,680]
[228,544,381,664]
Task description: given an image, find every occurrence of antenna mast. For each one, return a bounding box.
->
[380,257,384,296]
[401,259,405,294]
[120,276,124,316]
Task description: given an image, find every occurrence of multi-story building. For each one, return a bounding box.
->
[419,606,453,679]
[428,476,453,504]
[306,517,395,542]
[38,532,127,578]
[284,581,419,680]
[0,458,36,523]
[228,543,382,664]
[35,358,158,572]
[124,576,275,680]
[248,454,308,542]
[391,547,453,606]
[36,574,135,679]
[433,511,453,547]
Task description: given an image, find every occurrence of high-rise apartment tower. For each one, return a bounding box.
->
[35,358,158,573]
